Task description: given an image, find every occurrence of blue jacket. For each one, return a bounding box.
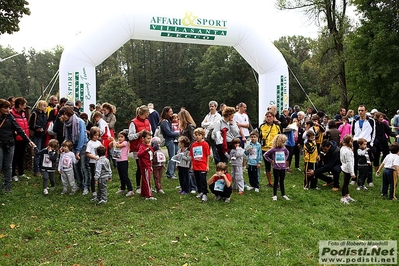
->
[245,141,262,166]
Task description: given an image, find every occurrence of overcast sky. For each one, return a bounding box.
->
[0,0,321,53]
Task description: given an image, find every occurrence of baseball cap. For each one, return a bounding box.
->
[370,108,378,114]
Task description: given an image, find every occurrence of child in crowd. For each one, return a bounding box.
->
[311,115,325,152]
[36,139,59,195]
[110,131,134,197]
[264,134,290,201]
[356,138,373,191]
[86,127,102,197]
[376,142,399,200]
[245,131,262,192]
[283,117,296,173]
[171,113,180,145]
[337,116,352,142]
[174,136,191,194]
[225,137,245,194]
[93,111,110,157]
[151,137,165,194]
[303,130,319,190]
[93,145,112,204]
[190,127,211,202]
[303,120,314,144]
[340,135,356,204]
[58,140,77,195]
[137,130,157,200]
[207,162,232,203]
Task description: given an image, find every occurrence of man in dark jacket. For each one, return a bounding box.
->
[306,140,341,190]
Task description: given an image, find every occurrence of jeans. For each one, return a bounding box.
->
[33,136,45,173]
[73,144,90,190]
[0,145,15,191]
[165,139,178,177]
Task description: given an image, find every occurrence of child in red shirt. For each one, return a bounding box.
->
[207,162,232,203]
[190,127,210,202]
[137,130,156,200]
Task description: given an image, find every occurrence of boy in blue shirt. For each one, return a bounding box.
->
[245,131,262,192]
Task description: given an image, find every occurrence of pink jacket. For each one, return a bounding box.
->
[338,123,352,142]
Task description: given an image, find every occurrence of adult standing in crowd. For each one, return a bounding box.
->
[128,105,151,192]
[393,110,399,142]
[259,111,281,187]
[351,105,376,186]
[148,103,160,135]
[201,100,222,163]
[29,100,48,177]
[58,106,90,194]
[160,106,180,179]
[290,105,300,120]
[334,108,346,127]
[267,105,288,130]
[46,95,58,117]
[178,110,196,145]
[212,106,240,164]
[11,97,31,181]
[373,112,397,171]
[0,99,35,192]
[52,97,68,146]
[234,102,250,147]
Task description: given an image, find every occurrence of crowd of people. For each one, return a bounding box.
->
[1,96,399,204]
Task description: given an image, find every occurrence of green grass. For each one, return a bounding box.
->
[0,159,398,265]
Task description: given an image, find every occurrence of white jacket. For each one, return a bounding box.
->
[340,146,355,176]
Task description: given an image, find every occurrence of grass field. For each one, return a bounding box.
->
[0,158,398,265]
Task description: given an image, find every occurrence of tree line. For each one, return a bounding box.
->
[0,0,398,131]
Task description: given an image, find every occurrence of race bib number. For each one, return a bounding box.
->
[214,178,225,192]
[42,154,52,168]
[275,151,285,164]
[193,146,203,160]
[157,152,166,163]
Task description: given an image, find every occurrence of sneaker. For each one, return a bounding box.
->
[145,197,157,200]
[12,176,18,182]
[266,183,273,188]
[170,175,177,180]
[179,191,187,195]
[125,191,134,197]
[43,188,48,195]
[201,194,208,202]
[224,197,231,203]
[303,186,309,190]
[346,196,355,202]
[92,192,97,197]
[356,186,362,191]
[196,192,204,198]
[82,189,89,195]
[368,182,374,187]
[157,189,165,194]
[315,186,320,190]
[282,195,290,200]
[61,189,67,195]
[340,197,349,204]
[175,185,181,189]
[190,190,197,194]
[20,174,30,180]
[254,188,260,192]
[136,188,141,194]
[91,197,99,202]
[215,195,222,201]
[296,167,302,171]
[238,191,244,195]
[246,186,254,191]
[98,200,107,204]
[363,185,368,190]
[349,181,356,186]
[272,196,277,201]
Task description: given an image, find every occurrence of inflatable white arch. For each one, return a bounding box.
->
[59,3,288,124]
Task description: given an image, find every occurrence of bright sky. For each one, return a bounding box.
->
[0,0,320,53]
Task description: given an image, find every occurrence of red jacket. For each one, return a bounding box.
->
[137,143,154,169]
[129,116,151,152]
[10,108,30,141]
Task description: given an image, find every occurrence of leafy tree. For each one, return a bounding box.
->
[277,0,352,109]
[97,75,142,132]
[195,46,258,124]
[274,35,316,106]
[0,0,30,34]
[346,0,399,116]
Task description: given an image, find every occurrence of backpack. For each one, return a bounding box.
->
[154,125,165,147]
